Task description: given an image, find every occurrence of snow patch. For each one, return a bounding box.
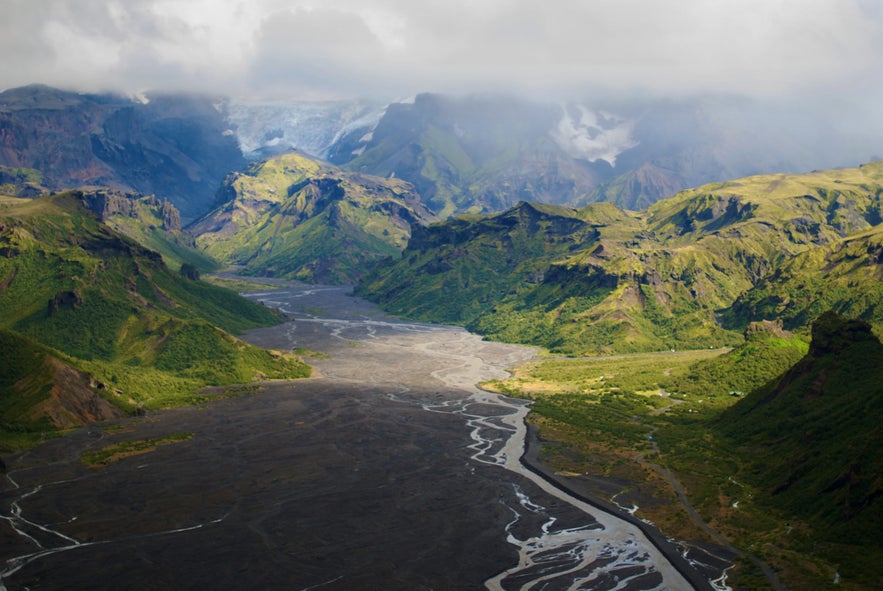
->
[551,105,638,167]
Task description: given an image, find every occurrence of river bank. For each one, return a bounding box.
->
[519,423,733,590]
[2,282,728,590]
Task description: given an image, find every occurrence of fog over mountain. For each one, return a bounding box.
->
[2,1,882,105]
[2,1,883,214]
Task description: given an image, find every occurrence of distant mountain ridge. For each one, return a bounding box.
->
[4,85,882,221]
[327,93,883,215]
[357,162,883,354]
[0,84,245,220]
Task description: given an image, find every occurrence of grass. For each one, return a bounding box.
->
[81,432,193,467]
[0,193,311,450]
[483,332,874,590]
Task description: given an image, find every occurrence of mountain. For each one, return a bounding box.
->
[190,151,435,284]
[724,224,883,329]
[327,93,883,215]
[6,85,879,221]
[0,84,245,220]
[0,192,309,450]
[721,312,883,554]
[356,162,883,354]
[76,187,219,274]
[332,94,612,216]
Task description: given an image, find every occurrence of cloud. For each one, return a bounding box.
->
[0,0,881,102]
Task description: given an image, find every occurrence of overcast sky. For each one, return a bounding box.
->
[1,0,882,102]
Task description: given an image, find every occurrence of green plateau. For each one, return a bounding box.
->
[191,152,436,284]
[0,192,309,452]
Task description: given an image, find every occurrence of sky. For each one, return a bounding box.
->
[1,0,882,103]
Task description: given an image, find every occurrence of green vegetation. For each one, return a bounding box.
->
[0,330,62,446]
[82,432,193,466]
[193,152,435,283]
[104,205,220,274]
[0,192,310,451]
[359,162,883,354]
[487,315,880,590]
[0,165,46,197]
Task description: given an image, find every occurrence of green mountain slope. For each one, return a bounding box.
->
[357,162,883,354]
[0,193,309,450]
[720,312,883,581]
[191,152,435,283]
[724,224,883,329]
[77,187,221,274]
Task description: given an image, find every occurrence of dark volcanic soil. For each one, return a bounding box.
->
[0,283,718,590]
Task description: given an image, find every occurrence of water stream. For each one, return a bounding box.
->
[247,286,699,591]
[1,284,709,590]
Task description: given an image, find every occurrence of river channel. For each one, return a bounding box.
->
[1,283,719,590]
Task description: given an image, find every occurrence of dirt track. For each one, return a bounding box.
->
[1,283,721,590]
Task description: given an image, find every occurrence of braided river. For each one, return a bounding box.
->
[1,282,725,590]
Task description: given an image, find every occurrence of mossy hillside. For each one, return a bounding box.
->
[721,313,883,548]
[192,152,434,283]
[487,320,874,589]
[724,224,883,330]
[358,162,883,354]
[0,193,310,449]
[0,165,47,197]
[355,201,601,324]
[101,195,220,274]
[0,330,61,441]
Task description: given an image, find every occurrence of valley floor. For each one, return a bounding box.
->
[1,282,729,590]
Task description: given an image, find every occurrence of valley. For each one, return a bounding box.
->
[1,80,882,590]
[1,282,727,591]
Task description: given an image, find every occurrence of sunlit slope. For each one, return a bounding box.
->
[192,152,435,283]
[0,193,309,449]
[358,162,883,353]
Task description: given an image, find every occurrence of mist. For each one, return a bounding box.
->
[2,0,883,163]
[1,1,880,99]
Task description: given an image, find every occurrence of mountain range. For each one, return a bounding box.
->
[357,161,883,354]
[5,84,882,223]
[2,81,883,590]
[0,84,244,221]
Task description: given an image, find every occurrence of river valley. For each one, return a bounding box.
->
[1,283,725,590]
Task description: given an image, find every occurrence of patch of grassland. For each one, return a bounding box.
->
[82,432,193,467]
[292,347,329,360]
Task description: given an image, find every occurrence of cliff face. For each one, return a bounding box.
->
[79,189,182,231]
[0,85,245,220]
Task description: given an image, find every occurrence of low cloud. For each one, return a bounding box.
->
[0,0,881,104]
